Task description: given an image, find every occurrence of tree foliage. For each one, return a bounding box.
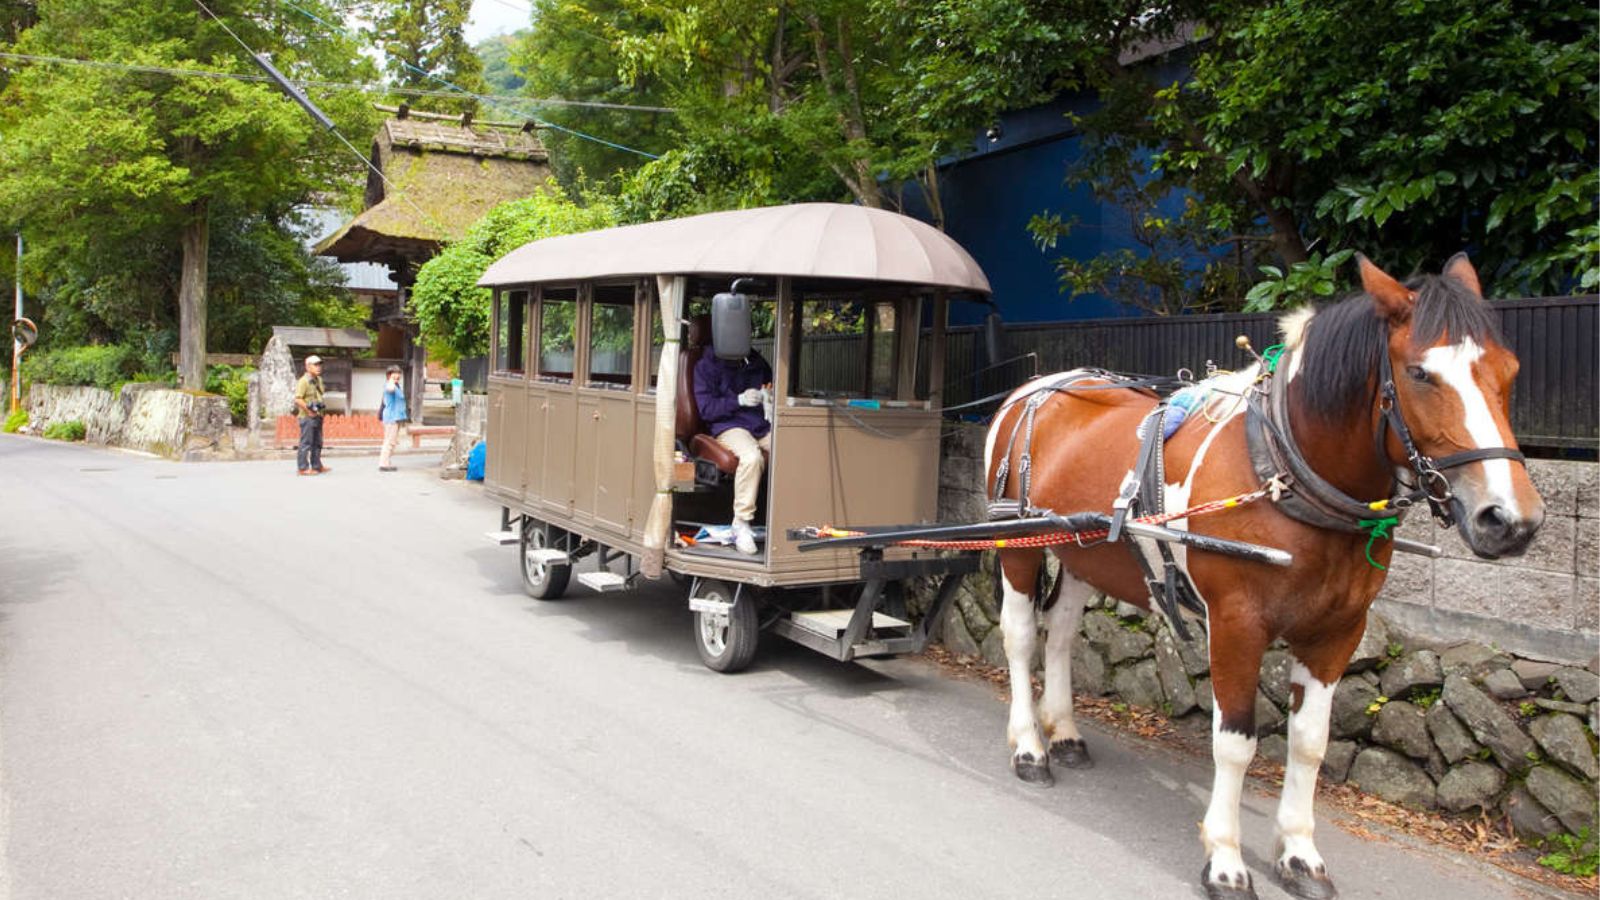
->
[410,189,616,360]
[362,0,486,114]
[0,0,381,385]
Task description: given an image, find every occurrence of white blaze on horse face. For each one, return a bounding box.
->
[1276,662,1336,875]
[1421,338,1519,515]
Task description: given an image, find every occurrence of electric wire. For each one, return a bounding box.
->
[189,0,450,240]
[280,0,663,158]
[0,51,675,113]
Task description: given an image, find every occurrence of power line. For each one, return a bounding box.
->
[0,51,676,114]
[190,0,450,241]
[281,0,662,158]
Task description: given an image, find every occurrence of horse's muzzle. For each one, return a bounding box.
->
[1459,501,1544,559]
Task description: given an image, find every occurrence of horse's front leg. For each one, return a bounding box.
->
[998,551,1051,785]
[1201,617,1269,900]
[1270,634,1364,900]
[1039,569,1095,769]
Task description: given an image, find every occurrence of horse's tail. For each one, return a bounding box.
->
[1036,556,1063,611]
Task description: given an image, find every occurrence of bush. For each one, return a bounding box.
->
[23,345,143,391]
[2,408,26,433]
[41,419,86,441]
[204,364,254,425]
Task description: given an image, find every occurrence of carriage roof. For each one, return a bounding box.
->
[476,202,992,294]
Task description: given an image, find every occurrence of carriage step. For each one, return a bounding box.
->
[486,530,520,545]
[576,571,629,593]
[789,609,911,638]
[526,548,571,566]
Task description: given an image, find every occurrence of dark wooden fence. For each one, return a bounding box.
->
[939,295,1597,452]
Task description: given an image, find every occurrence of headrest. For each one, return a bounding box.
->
[687,314,711,349]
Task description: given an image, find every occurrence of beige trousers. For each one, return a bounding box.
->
[379,421,401,467]
[714,428,771,522]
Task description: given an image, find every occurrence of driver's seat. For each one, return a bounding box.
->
[675,315,741,478]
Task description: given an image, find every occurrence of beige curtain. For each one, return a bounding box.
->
[641,275,685,578]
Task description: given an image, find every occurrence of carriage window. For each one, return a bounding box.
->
[793,296,901,398]
[494,290,528,374]
[588,284,635,388]
[648,298,665,390]
[868,301,899,397]
[538,287,577,381]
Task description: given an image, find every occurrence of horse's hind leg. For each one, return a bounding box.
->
[1200,613,1270,900]
[1040,568,1095,769]
[998,550,1051,785]
[1270,630,1364,900]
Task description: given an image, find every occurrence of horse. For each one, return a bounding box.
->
[982,254,1543,900]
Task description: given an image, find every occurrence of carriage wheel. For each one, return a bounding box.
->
[520,518,572,600]
[692,579,758,673]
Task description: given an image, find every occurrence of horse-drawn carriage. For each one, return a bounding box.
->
[477,203,991,672]
[481,206,1543,899]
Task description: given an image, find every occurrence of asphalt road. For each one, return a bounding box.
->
[0,434,1566,900]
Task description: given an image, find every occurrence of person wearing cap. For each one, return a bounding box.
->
[377,365,407,472]
[294,355,330,476]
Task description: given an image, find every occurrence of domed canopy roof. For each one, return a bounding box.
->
[478,202,991,294]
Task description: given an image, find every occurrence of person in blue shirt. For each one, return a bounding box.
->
[693,343,772,554]
[378,365,408,472]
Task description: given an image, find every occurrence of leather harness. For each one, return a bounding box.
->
[989,337,1528,638]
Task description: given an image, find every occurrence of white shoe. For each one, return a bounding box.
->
[732,519,758,555]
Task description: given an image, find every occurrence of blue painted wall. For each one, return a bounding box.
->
[905,60,1191,326]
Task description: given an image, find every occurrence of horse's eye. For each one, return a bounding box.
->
[1406,365,1431,384]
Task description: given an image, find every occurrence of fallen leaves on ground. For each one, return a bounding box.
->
[921,646,1597,896]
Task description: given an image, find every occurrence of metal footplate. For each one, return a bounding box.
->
[789,609,911,638]
[526,548,571,566]
[486,530,520,545]
[576,571,629,593]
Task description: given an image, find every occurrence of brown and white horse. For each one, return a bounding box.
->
[984,255,1542,899]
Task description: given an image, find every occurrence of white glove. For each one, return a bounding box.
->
[737,388,763,407]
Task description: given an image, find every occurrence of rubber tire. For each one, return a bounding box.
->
[692,579,758,673]
[520,518,572,600]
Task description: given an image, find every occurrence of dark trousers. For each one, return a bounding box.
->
[297,416,324,471]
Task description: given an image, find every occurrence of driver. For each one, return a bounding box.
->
[693,338,772,555]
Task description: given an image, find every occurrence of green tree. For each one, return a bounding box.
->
[1024,0,1597,306]
[477,32,524,93]
[511,0,675,189]
[363,0,486,114]
[0,0,379,388]
[410,188,616,360]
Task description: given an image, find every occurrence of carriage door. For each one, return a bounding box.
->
[537,287,580,515]
[575,283,639,533]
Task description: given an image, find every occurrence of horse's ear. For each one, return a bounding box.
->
[1442,252,1483,297]
[1356,253,1414,321]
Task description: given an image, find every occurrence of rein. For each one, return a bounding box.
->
[1373,347,1526,527]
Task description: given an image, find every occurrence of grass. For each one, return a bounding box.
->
[2,408,26,433]
[41,420,86,441]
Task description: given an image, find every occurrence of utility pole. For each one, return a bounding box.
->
[10,232,22,415]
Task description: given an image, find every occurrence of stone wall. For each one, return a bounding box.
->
[927,423,1598,842]
[1379,460,1598,664]
[441,392,487,471]
[27,383,233,459]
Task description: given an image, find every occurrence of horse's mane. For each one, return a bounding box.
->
[1291,273,1501,416]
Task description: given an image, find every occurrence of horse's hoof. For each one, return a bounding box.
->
[1200,862,1259,900]
[1012,753,1054,786]
[1274,857,1338,900]
[1049,738,1094,769]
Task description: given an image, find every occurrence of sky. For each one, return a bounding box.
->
[465,0,532,45]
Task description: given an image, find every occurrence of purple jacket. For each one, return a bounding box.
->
[693,349,772,438]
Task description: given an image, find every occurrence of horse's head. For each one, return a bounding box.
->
[1359,254,1544,558]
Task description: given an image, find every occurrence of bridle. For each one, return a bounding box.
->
[1373,338,1526,527]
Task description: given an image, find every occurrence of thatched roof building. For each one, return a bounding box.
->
[316,106,552,272]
